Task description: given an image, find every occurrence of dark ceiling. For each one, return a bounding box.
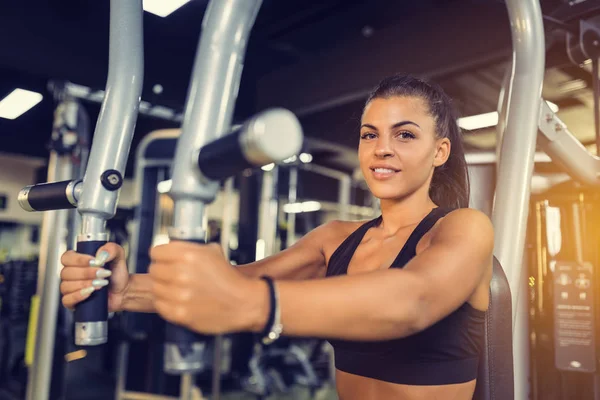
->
[1,0,599,178]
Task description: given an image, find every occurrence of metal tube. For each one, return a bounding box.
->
[212,177,236,400]
[496,61,513,164]
[493,1,545,399]
[115,342,129,400]
[74,0,144,346]
[286,167,298,246]
[256,167,279,260]
[164,0,263,377]
[495,0,545,324]
[68,99,90,250]
[128,130,180,275]
[338,175,351,221]
[77,0,143,229]
[116,131,178,400]
[26,156,73,400]
[180,373,194,400]
[537,101,600,185]
[25,96,90,400]
[168,0,263,231]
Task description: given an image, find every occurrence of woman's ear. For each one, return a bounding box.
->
[433,138,451,167]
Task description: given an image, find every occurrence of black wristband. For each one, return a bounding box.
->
[259,276,276,338]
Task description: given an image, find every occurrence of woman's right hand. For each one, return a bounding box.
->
[60,243,131,313]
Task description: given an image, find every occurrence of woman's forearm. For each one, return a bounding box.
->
[122,273,156,313]
[248,269,425,341]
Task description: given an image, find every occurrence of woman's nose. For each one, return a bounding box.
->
[374,138,394,158]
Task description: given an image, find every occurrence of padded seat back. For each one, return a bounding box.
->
[473,256,514,400]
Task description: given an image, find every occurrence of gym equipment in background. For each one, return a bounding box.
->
[16,1,144,399]
[22,83,91,400]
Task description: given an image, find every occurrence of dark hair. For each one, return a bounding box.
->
[364,74,470,209]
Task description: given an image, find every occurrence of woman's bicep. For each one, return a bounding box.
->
[405,208,494,329]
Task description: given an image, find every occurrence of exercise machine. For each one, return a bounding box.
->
[22,84,91,400]
[117,2,304,394]
[494,0,600,399]
[16,0,144,398]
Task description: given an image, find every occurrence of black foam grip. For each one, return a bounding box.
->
[164,238,209,354]
[197,127,254,181]
[27,180,76,211]
[74,241,108,323]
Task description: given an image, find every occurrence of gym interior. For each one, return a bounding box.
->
[0,0,600,399]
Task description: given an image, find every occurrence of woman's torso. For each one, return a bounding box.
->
[319,208,489,400]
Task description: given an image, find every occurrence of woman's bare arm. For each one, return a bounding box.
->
[121,220,340,313]
[244,208,494,341]
[121,273,156,313]
[236,220,343,280]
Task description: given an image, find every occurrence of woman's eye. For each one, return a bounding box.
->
[360,132,376,140]
[397,131,415,140]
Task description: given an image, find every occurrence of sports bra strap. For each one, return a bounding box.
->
[391,207,452,267]
[326,216,381,277]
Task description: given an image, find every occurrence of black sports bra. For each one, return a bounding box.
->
[326,207,485,385]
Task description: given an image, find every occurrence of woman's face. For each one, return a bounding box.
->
[358,96,450,201]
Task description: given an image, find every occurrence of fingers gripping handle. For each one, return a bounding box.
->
[74,240,109,346]
[164,238,210,375]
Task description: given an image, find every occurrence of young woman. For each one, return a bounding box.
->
[60,74,494,400]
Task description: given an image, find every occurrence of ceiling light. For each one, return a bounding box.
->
[143,0,192,17]
[299,153,313,163]
[458,112,498,131]
[0,89,43,120]
[157,179,172,194]
[283,201,322,214]
[261,163,275,172]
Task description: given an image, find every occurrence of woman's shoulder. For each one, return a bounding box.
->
[436,207,493,232]
[428,207,494,248]
[417,207,493,254]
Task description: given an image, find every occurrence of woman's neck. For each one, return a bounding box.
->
[378,194,437,235]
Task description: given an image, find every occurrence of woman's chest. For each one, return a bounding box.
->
[346,229,433,274]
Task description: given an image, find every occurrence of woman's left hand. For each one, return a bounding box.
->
[149,241,266,335]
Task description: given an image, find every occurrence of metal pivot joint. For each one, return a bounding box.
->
[100,169,124,191]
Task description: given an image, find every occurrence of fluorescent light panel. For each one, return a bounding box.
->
[283,201,322,214]
[143,0,192,17]
[0,89,43,120]
[458,101,559,131]
[458,111,498,131]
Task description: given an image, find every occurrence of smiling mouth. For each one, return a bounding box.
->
[370,167,400,179]
[371,167,398,173]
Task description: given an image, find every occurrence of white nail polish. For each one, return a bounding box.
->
[96,269,112,278]
[96,251,110,264]
[90,251,110,267]
[92,279,109,288]
[81,287,95,296]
